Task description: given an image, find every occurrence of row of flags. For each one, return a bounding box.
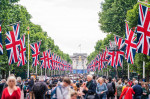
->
[87,4,150,72]
[0,23,72,71]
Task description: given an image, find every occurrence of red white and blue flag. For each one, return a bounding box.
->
[18,35,27,66]
[40,51,48,68]
[114,35,125,67]
[47,49,52,70]
[30,41,41,67]
[0,24,3,55]
[5,24,20,65]
[137,4,150,56]
[107,41,115,67]
[125,23,137,64]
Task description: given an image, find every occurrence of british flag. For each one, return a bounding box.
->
[137,4,150,56]
[30,41,41,67]
[40,51,48,68]
[114,35,125,67]
[98,53,104,70]
[125,23,137,64]
[17,35,27,66]
[107,41,115,67]
[5,24,20,65]
[47,49,52,70]
[0,24,3,55]
[103,47,108,68]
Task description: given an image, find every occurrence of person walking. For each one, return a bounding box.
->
[116,81,123,99]
[32,76,48,99]
[141,82,149,99]
[0,79,6,98]
[106,77,116,99]
[119,83,135,99]
[1,75,21,99]
[82,75,96,99]
[28,76,35,99]
[55,77,71,99]
[132,80,143,99]
[96,77,108,99]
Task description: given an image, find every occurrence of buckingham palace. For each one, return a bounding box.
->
[70,53,87,74]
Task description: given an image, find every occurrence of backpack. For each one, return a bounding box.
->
[51,86,62,99]
[107,82,114,94]
[33,82,44,95]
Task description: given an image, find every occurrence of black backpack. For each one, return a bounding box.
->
[107,82,114,94]
[33,82,44,95]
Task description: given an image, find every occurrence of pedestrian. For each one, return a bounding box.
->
[16,77,23,90]
[1,75,21,99]
[32,76,48,99]
[119,83,135,99]
[55,77,71,99]
[132,80,143,99]
[96,77,108,99]
[106,77,116,99]
[0,79,6,98]
[141,82,149,99]
[116,80,123,99]
[71,91,78,99]
[28,76,35,99]
[82,75,96,99]
[122,80,128,91]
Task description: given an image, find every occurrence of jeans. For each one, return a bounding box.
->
[107,96,114,99]
[134,96,141,99]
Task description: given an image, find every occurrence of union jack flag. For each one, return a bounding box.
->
[40,51,48,68]
[114,35,125,67]
[103,47,108,68]
[107,41,115,67]
[125,23,137,64]
[0,24,3,55]
[47,49,52,70]
[18,35,27,66]
[137,4,150,56]
[30,41,41,67]
[5,24,20,65]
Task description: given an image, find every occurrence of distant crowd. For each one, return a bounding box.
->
[0,74,150,99]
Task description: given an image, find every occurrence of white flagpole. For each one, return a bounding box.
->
[36,66,37,74]
[41,68,42,76]
[45,67,46,76]
[128,64,130,79]
[27,27,30,78]
[143,61,145,80]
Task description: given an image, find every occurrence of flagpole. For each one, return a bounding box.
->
[36,65,37,74]
[128,64,130,79]
[41,68,42,76]
[27,27,30,78]
[45,68,46,76]
[143,61,145,80]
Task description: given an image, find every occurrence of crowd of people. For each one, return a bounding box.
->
[0,74,150,99]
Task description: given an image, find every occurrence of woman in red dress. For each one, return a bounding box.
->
[1,75,21,99]
[119,83,135,99]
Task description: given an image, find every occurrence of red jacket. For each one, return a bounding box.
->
[119,87,135,99]
[1,87,21,99]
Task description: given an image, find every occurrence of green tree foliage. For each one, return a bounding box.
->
[0,0,72,78]
[88,0,150,80]
[99,0,138,36]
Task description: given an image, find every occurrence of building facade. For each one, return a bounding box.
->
[70,53,87,74]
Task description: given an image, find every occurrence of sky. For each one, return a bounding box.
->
[18,0,106,55]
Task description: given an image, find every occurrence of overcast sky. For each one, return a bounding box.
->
[18,0,106,55]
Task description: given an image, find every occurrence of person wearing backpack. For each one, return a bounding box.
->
[32,76,48,99]
[51,77,71,99]
[119,83,135,99]
[106,77,116,99]
[82,75,96,99]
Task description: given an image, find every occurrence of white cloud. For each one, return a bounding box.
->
[18,0,106,55]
